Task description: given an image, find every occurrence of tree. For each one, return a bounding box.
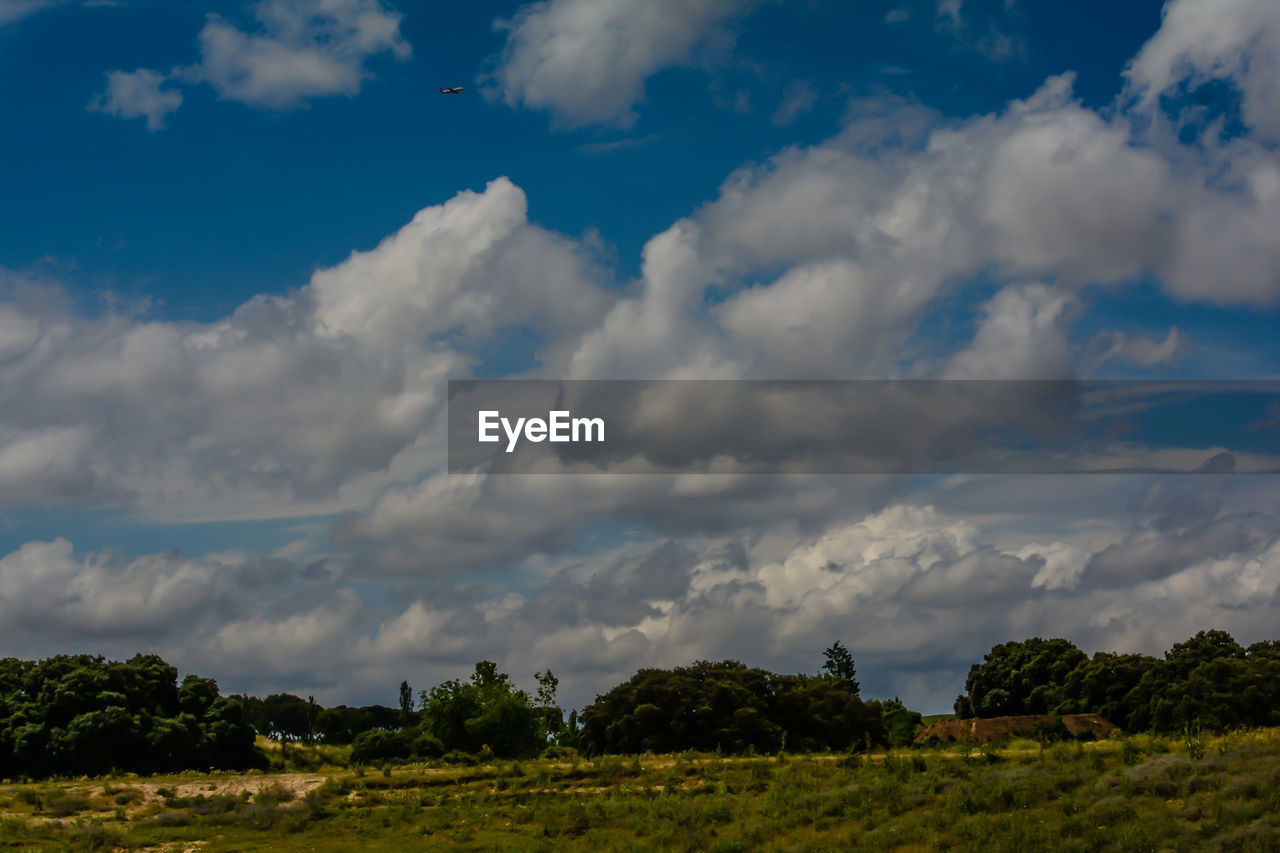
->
[822,641,860,694]
[558,708,581,750]
[577,659,885,756]
[257,693,311,740]
[534,669,563,741]
[399,680,414,728]
[306,695,318,745]
[954,638,1086,718]
[952,630,1280,733]
[877,697,924,747]
[314,708,349,744]
[0,653,265,779]
[418,662,543,758]
[178,675,220,717]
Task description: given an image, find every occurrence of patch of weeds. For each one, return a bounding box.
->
[1185,722,1207,762]
[45,793,91,817]
[67,820,124,850]
[254,781,297,806]
[112,787,143,805]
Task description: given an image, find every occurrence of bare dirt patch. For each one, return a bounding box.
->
[914,713,1116,744]
[123,772,328,809]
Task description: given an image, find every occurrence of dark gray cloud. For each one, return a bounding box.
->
[1083,515,1271,588]
[3,482,1278,712]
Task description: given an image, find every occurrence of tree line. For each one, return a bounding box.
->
[4,629,1276,779]
[953,629,1280,732]
[0,654,263,780]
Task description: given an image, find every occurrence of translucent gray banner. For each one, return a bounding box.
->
[447,380,1280,475]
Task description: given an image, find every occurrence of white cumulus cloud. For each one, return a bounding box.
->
[487,0,757,127]
[89,68,183,131]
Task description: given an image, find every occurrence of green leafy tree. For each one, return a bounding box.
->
[877,698,924,747]
[418,661,543,758]
[1055,651,1157,726]
[577,660,885,756]
[822,641,860,694]
[253,693,312,740]
[314,708,349,744]
[954,630,1280,734]
[351,729,411,763]
[534,669,563,741]
[558,708,581,750]
[399,680,414,728]
[955,637,1086,718]
[0,653,264,779]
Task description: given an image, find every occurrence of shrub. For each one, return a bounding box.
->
[45,794,90,817]
[350,730,411,764]
[1033,717,1072,744]
[542,745,579,760]
[411,733,445,759]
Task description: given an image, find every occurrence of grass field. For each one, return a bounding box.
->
[2,730,1279,852]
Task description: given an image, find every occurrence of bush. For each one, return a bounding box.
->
[880,700,924,747]
[542,745,579,760]
[350,730,410,764]
[1033,717,1072,743]
[411,733,445,759]
[45,795,90,817]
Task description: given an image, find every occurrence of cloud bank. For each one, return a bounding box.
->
[11,0,1278,708]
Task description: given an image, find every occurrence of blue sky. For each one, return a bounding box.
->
[1,0,1279,713]
[0,0,1167,306]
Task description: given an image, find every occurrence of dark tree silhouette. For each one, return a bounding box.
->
[534,669,562,740]
[0,654,264,779]
[822,640,860,694]
[399,680,413,728]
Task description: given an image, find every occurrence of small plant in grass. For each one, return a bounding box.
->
[1185,721,1206,761]
[68,821,124,851]
[46,794,91,817]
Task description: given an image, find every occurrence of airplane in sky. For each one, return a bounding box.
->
[440,87,464,94]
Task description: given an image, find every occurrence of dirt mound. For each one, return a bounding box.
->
[914,713,1116,744]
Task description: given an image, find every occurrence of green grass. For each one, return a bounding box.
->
[2,729,1279,851]
[921,713,956,724]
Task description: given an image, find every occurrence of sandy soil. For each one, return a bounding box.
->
[914,713,1117,744]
